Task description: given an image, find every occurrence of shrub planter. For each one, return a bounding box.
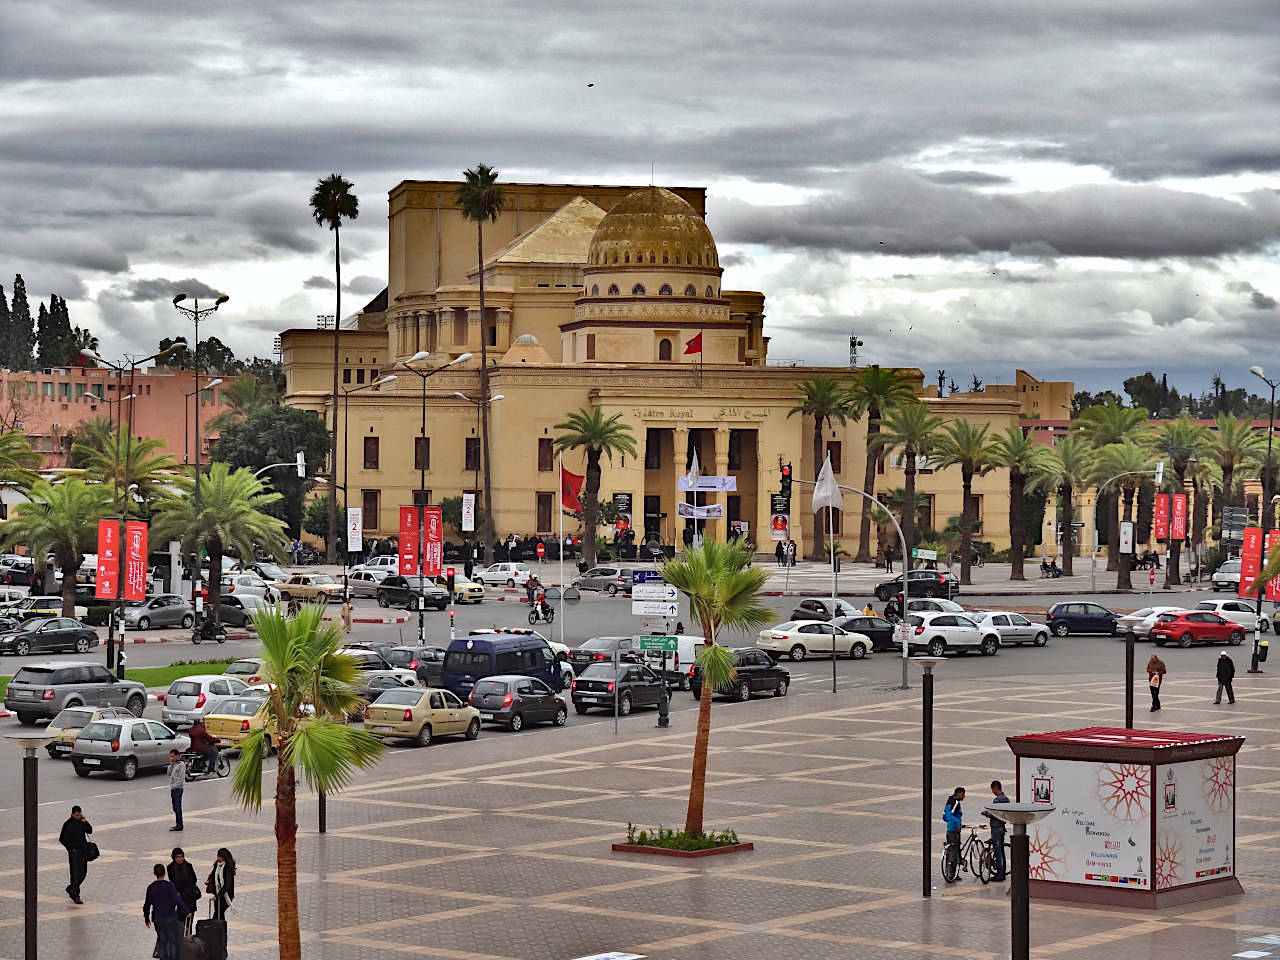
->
[614,824,752,858]
[612,841,754,859]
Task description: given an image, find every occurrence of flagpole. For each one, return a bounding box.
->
[828,503,838,694]
[558,451,566,650]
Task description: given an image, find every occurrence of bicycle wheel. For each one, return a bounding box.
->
[977,841,994,884]
[941,845,960,883]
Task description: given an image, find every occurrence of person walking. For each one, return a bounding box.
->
[340,596,353,634]
[59,805,92,904]
[206,848,236,922]
[143,862,188,960]
[774,541,784,567]
[1147,653,1167,711]
[1215,651,1236,705]
[983,780,1011,881]
[168,848,200,938]
[168,750,186,832]
[884,544,894,573]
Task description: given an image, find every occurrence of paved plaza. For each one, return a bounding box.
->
[2,661,1279,959]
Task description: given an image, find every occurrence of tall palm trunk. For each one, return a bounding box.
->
[1136,480,1154,545]
[685,656,715,835]
[275,763,301,960]
[902,445,917,567]
[1008,469,1026,581]
[207,534,224,623]
[1118,484,1136,590]
[326,226,341,564]
[1192,483,1209,572]
[809,416,826,561]
[959,463,973,585]
[60,558,78,617]
[1060,484,1075,576]
[477,221,496,565]
[1219,463,1236,546]
[1106,489,1120,572]
[855,406,880,563]
[582,449,601,568]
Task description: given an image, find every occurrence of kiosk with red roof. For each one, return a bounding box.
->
[1006,727,1244,908]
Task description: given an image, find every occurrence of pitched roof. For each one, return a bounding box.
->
[484,196,607,267]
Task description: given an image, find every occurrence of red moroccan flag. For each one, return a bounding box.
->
[561,466,585,512]
[683,332,703,355]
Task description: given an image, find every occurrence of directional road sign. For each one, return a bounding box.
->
[632,581,677,601]
[632,599,680,618]
[639,635,678,652]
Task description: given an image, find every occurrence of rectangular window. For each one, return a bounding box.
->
[59,383,71,399]
[74,384,85,399]
[728,431,742,471]
[356,368,366,385]
[453,312,467,345]
[200,388,212,404]
[727,495,741,522]
[412,489,431,507]
[586,333,596,360]
[342,368,351,385]
[826,506,842,535]
[24,382,34,395]
[918,495,934,533]
[369,369,378,385]
[827,440,842,474]
[738,337,746,363]
[971,493,983,525]
[414,437,430,471]
[464,437,480,472]
[536,492,553,533]
[363,436,380,470]
[644,428,661,470]
[537,438,554,472]
[486,325,497,347]
[361,490,379,530]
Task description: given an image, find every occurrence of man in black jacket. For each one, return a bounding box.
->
[1215,652,1236,705]
[59,805,92,904]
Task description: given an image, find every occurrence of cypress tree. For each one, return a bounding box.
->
[0,284,10,370]
[9,275,34,371]
[50,295,76,364]
[36,301,54,368]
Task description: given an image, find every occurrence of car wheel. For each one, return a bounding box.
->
[509,713,524,732]
[465,718,481,740]
[928,638,946,658]
[574,703,590,714]
[74,636,90,654]
[377,594,390,608]
[73,762,90,778]
[553,707,567,726]
[789,643,806,662]
[1034,633,1048,647]
[737,680,751,703]
[1052,622,1070,637]
[875,587,890,601]
[1230,630,1245,646]
[607,584,619,596]
[690,685,701,699]
[849,642,867,660]
[674,673,686,691]
[1109,622,1119,636]
[16,712,36,726]
[980,637,998,657]
[126,694,146,717]
[774,677,788,697]
[13,639,28,656]
[1262,619,1271,634]
[280,592,292,603]
[1179,632,1195,648]
[64,698,83,709]
[119,757,138,781]
[414,723,432,747]
[137,616,150,630]
[181,614,194,629]
[46,745,59,759]
[618,693,633,716]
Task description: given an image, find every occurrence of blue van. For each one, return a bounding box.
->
[442,632,564,699]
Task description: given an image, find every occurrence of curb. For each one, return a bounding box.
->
[126,630,253,644]
[322,615,409,625]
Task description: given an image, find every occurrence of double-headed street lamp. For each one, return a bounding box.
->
[184,377,223,464]
[453,391,504,561]
[1249,365,1277,674]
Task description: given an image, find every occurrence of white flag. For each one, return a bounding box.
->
[812,455,844,513]
[686,449,701,489]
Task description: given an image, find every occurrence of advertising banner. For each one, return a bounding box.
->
[676,501,724,519]
[95,520,119,600]
[398,506,419,576]
[1153,494,1170,539]
[1238,526,1263,598]
[123,521,148,603]
[677,475,737,492]
[769,493,790,541]
[346,507,363,554]
[422,505,443,577]
[1170,493,1188,540]
[1155,759,1235,886]
[461,492,476,533]
[1119,520,1134,555]
[1266,531,1280,603]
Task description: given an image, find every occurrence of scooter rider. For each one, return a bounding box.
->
[187,719,219,776]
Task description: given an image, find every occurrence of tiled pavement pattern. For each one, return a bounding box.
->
[2,666,1279,959]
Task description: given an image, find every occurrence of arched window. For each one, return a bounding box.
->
[631,283,646,296]
[649,252,656,263]
[659,284,673,295]
[705,286,714,297]
[607,284,620,295]
[624,253,630,263]
[658,338,672,361]
[684,284,697,296]
[590,284,599,296]
[662,251,669,264]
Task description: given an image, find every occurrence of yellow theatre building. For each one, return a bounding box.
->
[281,178,1064,554]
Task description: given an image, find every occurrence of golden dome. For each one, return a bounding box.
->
[586,186,719,270]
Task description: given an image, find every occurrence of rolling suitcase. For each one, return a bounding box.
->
[179,934,206,960]
[196,903,227,960]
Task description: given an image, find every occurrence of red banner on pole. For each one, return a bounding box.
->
[1153,494,1170,539]
[123,520,148,602]
[1239,526,1263,598]
[95,520,119,600]
[1170,493,1187,540]
[398,507,419,576]
[422,506,443,577]
[1265,531,1280,603]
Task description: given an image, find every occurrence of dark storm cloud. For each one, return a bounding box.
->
[1253,290,1278,311]
[111,278,225,302]
[345,275,384,296]
[303,275,335,290]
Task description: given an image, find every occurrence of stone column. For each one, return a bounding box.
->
[674,426,689,551]
[711,426,731,543]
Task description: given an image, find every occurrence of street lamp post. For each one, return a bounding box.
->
[183,377,223,464]
[1249,366,1277,674]
[342,374,397,593]
[911,656,946,898]
[8,732,53,960]
[984,802,1055,960]
[172,293,229,638]
[454,391,505,568]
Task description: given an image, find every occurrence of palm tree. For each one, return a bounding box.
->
[873,402,943,564]
[846,365,915,563]
[1073,401,1150,571]
[987,427,1049,581]
[0,429,40,491]
[310,173,359,564]
[554,407,637,568]
[1208,414,1262,536]
[1036,434,1098,576]
[1149,415,1212,585]
[207,374,280,432]
[933,420,991,585]
[456,163,507,563]
[151,462,288,623]
[787,377,855,560]
[69,424,178,514]
[658,541,770,835]
[71,327,98,364]
[1094,440,1153,589]
[65,415,115,468]
[231,604,385,960]
[1,479,111,614]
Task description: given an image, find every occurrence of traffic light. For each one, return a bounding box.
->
[446,567,456,596]
[780,462,792,498]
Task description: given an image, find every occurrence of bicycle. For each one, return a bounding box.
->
[941,824,994,884]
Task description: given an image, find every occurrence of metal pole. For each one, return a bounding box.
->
[1125,628,1135,728]
[829,505,838,693]
[922,668,933,899]
[1252,380,1275,674]
[343,385,352,597]
[1011,824,1030,960]
[21,748,37,960]
[418,372,427,645]
[192,304,202,637]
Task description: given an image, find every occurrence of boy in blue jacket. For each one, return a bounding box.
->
[942,787,966,865]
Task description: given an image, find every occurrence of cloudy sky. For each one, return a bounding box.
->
[1,0,1277,393]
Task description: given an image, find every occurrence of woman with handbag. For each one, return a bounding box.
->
[205,848,235,921]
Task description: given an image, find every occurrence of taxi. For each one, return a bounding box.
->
[204,696,278,751]
[45,706,134,759]
[432,574,485,604]
[363,686,481,747]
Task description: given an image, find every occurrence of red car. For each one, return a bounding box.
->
[1150,611,1245,648]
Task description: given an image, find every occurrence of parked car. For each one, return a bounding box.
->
[569,636,642,674]
[376,576,450,610]
[470,674,568,730]
[0,586,28,611]
[470,629,577,687]
[571,566,634,596]
[123,595,195,630]
[350,671,418,715]
[689,647,790,700]
[1115,606,1188,639]
[0,617,99,656]
[904,598,966,614]
[2,558,38,587]
[571,661,667,715]
[1211,559,1242,592]
[217,593,271,627]
[336,647,418,685]
[45,706,134,759]
[756,620,873,661]
[443,631,564,697]
[3,661,148,725]
[1151,611,1246,648]
[346,568,390,598]
[224,658,268,684]
[386,645,447,686]
[971,611,1049,647]
[1045,602,1119,636]
[363,687,481,746]
[204,696,280,751]
[901,612,1001,657]
[350,555,399,575]
[220,572,279,603]
[70,717,191,780]
[278,573,344,603]
[788,598,862,622]
[474,562,534,587]
[832,615,898,652]
[246,561,291,584]
[431,573,485,603]
[159,674,251,726]
[874,570,959,601]
[13,595,88,619]
[1195,598,1267,633]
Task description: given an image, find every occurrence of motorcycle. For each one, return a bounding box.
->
[528,602,554,625]
[182,749,230,780]
[192,619,227,645]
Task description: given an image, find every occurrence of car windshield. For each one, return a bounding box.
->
[444,651,491,672]
[51,708,94,727]
[773,622,798,631]
[1129,608,1154,618]
[210,698,261,717]
[310,575,336,585]
[1155,613,1180,622]
[473,679,508,695]
[257,564,287,580]
[1220,560,1240,571]
[906,615,924,626]
[225,662,260,676]
[11,667,56,684]
[580,663,620,679]
[580,637,620,651]
[77,721,121,741]
[373,689,422,706]
[169,681,202,697]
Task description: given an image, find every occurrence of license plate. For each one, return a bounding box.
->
[53,744,71,753]
[480,713,495,720]
[12,690,33,699]
[374,725,392,733]
[81,758,101,766]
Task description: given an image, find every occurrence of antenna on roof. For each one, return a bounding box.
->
[650,162,654,186]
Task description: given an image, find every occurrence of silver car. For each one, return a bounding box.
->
[220,573,279,603]
[972,611,1049,647]
[346,568,389,598]
[2,661,148,724]
[123,594,195,630]
[161,674,250,726]
[70,717,191,780]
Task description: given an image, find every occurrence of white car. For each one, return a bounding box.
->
[475,562,534,587]
[757,620,874,661]
[1195,599,1268,633]
[972,611,1049,647]
[905,598,966,615]
[350,556,399,575]
[220,572,279,603]
[1115,606,1188,639]
[1212,559,1241,592]
[346,568,391,598]
[901,612,1001,657]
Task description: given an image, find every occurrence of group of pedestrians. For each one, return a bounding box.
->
[941,781,1010,882]
[772,540,798,566]
[1146,652,1237,711]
